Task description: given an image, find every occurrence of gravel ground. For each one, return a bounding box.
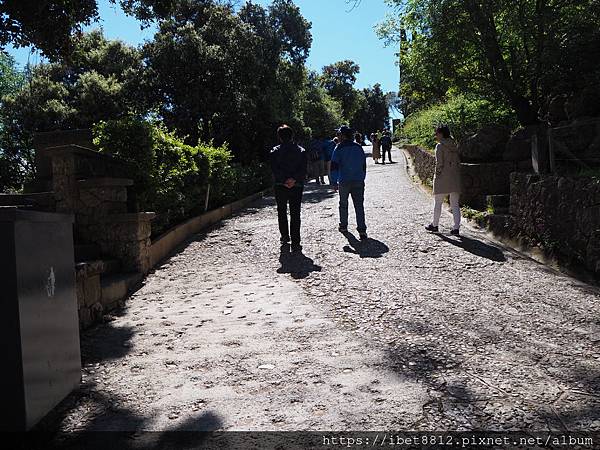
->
[45,146,600,434]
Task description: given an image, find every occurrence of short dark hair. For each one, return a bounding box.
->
[436,125,451,138]
[277,124,294,143]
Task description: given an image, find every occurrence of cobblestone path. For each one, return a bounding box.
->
[52,147,600,433]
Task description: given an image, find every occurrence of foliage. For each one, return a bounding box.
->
[142,0,312,161]
[301,73,344,139]
[351,84,391,134]
[319,60,361,121]
[0,31,145,191]
[378,0,600,126]
[0,0,98,59]
[0,0,184,59]
[0,52,26,191]
[399,94,516,149]
[93,117,269,235]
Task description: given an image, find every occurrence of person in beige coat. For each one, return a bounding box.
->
[425,125,462,235]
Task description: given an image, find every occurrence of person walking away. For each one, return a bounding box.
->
[354,132,363,146]
[270,125,308,252]
[307,138,322,184]
[425,125,462,235]
[331,126,368,240]
[370,132,381,163]
[316,138,327,185]
[323,136,337,185]
[380,130,393,164]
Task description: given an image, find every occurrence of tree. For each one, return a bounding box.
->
[301,72,344,139]
[350,84,390,133]
[0,0,98,59]
[143,0,312,160]
[0,52,26,191]
[0,31,144,191]
[320,60,361,121]
[379,0,600,126]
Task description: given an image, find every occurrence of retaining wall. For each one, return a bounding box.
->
[510,173,600,276]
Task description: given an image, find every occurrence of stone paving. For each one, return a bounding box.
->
[48,147,600,433]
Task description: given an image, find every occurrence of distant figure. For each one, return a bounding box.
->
[331,126,368,240]
[329,136,340,185]
[370,132,381,163]
[307,138,325,184]
[323,136,337,185]
[380,130,393,164]
[425,125,462,235]
[270,125,308,252]
[354,132,364,146]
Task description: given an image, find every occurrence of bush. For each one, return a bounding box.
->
[93,117,270,235]
[399,95,517,150]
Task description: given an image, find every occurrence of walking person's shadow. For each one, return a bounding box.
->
[278,245,322,279]
[435,233,506,262]
[342,232,389,258]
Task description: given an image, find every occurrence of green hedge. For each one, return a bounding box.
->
[93,117,269,235]
[398,95,517,150]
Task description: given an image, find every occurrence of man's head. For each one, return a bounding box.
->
[435,124,451,141]
[277,124,294,143]
[337,125,354,142]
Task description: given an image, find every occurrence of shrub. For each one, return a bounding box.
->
[93,117,269,235]
[399,95,517,150]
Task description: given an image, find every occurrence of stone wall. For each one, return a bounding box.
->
[510,172,600,276]
[402,144,435,186]
[402,144,523,208]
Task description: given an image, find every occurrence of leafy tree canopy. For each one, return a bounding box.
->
[378,0,600,126]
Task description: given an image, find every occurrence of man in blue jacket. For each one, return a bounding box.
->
[270,125,307,252]
[331,126,368,240]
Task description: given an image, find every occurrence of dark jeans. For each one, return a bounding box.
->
[274,185,303,245]
[339,181,367,232]
[381,145,392,162]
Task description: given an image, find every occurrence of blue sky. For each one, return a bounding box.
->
[7,0,399,95]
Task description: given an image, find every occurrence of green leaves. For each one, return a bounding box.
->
[379,0,600,126]
[400,94,516,149]
[0,0,99,60]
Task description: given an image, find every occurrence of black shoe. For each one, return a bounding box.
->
[359,232,368,241]
[338,225,348,233]
[291,244,302,252]
[280,236,290,244]
[425,224,439,233]
[450,228,460,236]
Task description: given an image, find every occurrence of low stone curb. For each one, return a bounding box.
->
[149,188,272,269]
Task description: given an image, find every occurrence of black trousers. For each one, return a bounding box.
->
[381,145,393,162]
[274,185,303,245]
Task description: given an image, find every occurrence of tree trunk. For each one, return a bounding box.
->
[465,0,539,126]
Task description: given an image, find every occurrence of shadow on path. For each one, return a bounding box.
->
[435,233,506,262]
[277,246,322,279]
[342,231,389,258]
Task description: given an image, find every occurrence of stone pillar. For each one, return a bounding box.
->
[86,213,156,274]
[50,150,78,213]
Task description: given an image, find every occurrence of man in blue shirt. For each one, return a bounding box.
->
[331,126,368,240]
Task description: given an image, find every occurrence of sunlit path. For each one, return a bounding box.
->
[42,147,600,433]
